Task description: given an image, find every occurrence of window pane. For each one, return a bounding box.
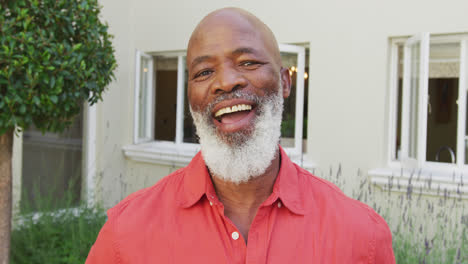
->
[154,56,177,141]
[183,57,199,143]
[408,42,421,159]
[280,51,308,149]
[466,90,468,164]
[426,43,460,163]
[138,57,151,139]
[21,108,83,211]
[395,44,404,160]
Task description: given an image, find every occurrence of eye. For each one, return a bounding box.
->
[239,60,264,70]
[240,61,258,67]
[193,69,213,80]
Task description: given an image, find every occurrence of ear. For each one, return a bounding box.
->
[280,67,292,99]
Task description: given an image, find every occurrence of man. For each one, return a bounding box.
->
[87,7,395,263]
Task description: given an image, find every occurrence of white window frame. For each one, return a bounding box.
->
[393,33,468,170]
[134,50,154,144]
[400,32,430,167]
[11,101,97,216]
[125,45,307,166]
[279,43,306,160]
[370,32,468,199]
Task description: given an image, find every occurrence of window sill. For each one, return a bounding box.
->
[369,166,468,200]
[123,141,200,167]
[123,141,316,170]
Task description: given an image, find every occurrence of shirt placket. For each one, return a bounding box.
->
[207,193,247,264]
[245,201,278,264]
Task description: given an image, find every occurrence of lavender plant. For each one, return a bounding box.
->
[312,165,467,264]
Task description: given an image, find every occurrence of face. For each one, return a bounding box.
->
[187,13,291,139]
[186,10,291,183]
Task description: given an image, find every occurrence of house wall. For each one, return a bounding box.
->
[96,0,468,214]
[93,0,134,206]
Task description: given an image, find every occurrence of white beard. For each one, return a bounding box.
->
[190,82,284,184]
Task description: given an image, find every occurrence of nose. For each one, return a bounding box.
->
[210,64,247,94]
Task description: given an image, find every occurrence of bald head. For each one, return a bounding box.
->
[187,8,282,70]
[186,7,291,115]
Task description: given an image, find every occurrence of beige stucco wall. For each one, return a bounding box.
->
[94,0,468,231]
[92,0,133,207]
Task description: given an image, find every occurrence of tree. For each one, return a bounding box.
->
[0,0,116,262]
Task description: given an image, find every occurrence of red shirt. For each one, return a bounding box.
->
[86,147,395,263]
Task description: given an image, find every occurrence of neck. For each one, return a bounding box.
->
[210,150,281,241]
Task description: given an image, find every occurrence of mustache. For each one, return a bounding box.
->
[204,90,262,114]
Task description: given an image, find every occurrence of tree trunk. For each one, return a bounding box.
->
[0,129,13,264]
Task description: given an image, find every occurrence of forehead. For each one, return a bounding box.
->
[187,14,276,66]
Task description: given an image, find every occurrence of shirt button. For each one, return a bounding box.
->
[278,202,282,208]
[231,231,240,240]
[209,201,213,206]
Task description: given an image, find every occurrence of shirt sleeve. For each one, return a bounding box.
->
[85,216,119,264]
[373,218,396,264]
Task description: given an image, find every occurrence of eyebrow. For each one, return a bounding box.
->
[189,47,259,70]
[231,47,257,56]
[190,55,212,70]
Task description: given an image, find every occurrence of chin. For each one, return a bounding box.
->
[215,127,254,146]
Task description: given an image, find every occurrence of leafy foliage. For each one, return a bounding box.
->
[0,0,116,134]
[10,204,106,264]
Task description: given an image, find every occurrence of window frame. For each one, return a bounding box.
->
[133,50,155,144]
[400,32,430,167]
[387,33,468,171]
[370,33,468,199]
[12,101,97,215]
[279,43,306,159]
[127,44,308,166]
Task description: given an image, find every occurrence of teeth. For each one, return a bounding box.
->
[214,104,252,117]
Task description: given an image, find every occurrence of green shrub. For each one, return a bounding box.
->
[1,1,115,262]
[392,226,467,264]
[0,0,116,134]
[10,204,106,264]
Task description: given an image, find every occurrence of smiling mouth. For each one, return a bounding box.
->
[214,104,253,124]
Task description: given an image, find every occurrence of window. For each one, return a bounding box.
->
[279,44,309,156]
[20,108,83,211]
[129,44,309,164]
[12,101,98,214]
[389,33,468,169]
[133,51,197,147]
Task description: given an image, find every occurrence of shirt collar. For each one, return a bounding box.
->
[266,146,305,215]
[179,151,213,208]
[179,146,305,215]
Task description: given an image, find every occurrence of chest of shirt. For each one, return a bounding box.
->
[115,200,370,264]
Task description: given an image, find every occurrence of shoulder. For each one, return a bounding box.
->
[106,167,186,222]
[296,165,383,220]
[86,168,188,263]
[296,165,393,243]
[296,166,394,262]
